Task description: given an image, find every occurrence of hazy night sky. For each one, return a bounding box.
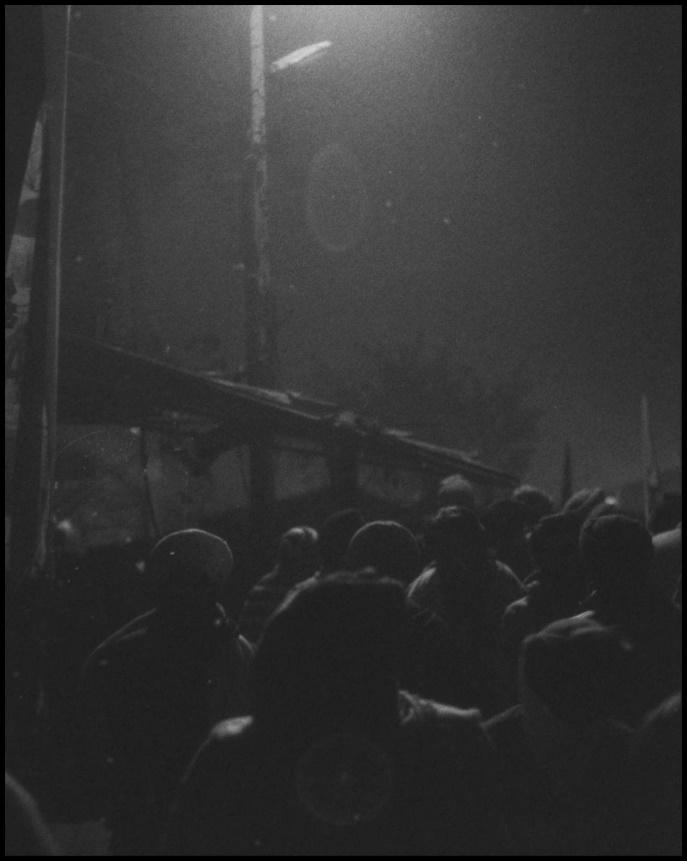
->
[63,5,681,497]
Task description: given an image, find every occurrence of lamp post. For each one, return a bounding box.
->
[241,5,331,550]
[243,4,273,389]
[242,6,331,388]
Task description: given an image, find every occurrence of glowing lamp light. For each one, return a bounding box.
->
[269,41,332,74]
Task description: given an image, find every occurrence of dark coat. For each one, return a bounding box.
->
[79,604,253,850]
[165,691,507,856]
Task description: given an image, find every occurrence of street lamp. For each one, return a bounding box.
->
[242,5,331,389]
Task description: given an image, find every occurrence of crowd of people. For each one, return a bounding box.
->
[5,477,682,855]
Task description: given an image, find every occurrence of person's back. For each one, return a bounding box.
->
[408,507,524,713]
[579,514,682,723]
[238,526,319,645]
[651,523,682,603]
[626,692,682,855]
[501,513,585,664]
[165,573,507,855]
[79,529,253,851]
[485,616,635,854]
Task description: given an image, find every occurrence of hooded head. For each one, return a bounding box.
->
[519,615,633,728]
[345,520,420,585]
[425,505,488,573]
[149,529,234,617]
[579,514,654,600]
[512,484,555,528]
[437,474,476,510]
[251,571,407,738]
[528,513,582,583]
[275,526,320,583]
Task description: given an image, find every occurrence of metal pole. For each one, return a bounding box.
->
[246,4,276,388]
[243,5,275,558]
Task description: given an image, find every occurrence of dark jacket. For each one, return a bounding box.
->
[165,691,507,856]
[79,604,253,850]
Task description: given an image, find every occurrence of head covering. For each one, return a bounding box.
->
[512,485,555,525]
[520,615,633,724]
[437,474,475,510]
[149,529,234,610]
[426,506,487,570]
[346,521,420,584]
[579,514,654,594]
[252,572,406,736]
[562,488,618,523]
[276,526,320,578]
[319,509,365,573]
[481,499,530,543]
[528,513,581,576]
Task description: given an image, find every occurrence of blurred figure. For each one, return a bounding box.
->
[319,508,365,575]
[345,521,456,703]
[578,514,682,724]
[485,616,634,854]
[511,484,555,532]
[562,486,618,524]
[437,474,475,510]
[79,529,253,852]
[239,526,319,645]
[165,573,506,855]
[501,513,585,667]
[481,499,533,581]
[652,522,682,604]
[5,773,58,856]
[627,692,682,855]
[648,491,682,535]
[408,506,524,714]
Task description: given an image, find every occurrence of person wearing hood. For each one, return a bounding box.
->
[576,513,681,724]
[345,520,456,704]
[79,529,253,852]
[485,616,635,854]
[501,513,586,671]
[165,572,507,855]
[238,526,320,645]
[408,506,524,715]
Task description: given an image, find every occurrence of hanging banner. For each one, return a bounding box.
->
[5,112,46,570]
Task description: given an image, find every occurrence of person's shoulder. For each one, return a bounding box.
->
[400,690,481,729]
[84,609,156,669]
[493,558,524,586]
[482,704,523,737]
[407,566,437,594]
[503,593,531,619]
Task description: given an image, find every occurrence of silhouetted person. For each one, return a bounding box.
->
[511,484,556,532]
[79,529,253,851]
[165,572,507,855]
[408,506,524,714]
[502,513,586,668]
[481,498,533,581]
[346,520,421,585]
[437,474,476,509]
[627,692,682,855]
[5,773,58,856]
[649,491,682,535]
[239,526,319,645]
[652,522,682,604]
[578,514,682,724]
[485,616,634,854]
[345,521,456,703]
